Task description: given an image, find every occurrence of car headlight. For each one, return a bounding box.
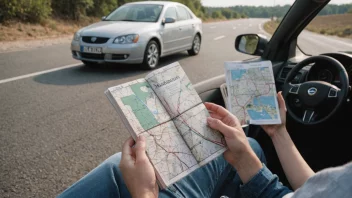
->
[113,34,139,44]
[73,32,80,41]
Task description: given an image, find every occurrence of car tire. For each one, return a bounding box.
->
[142,40,159,70]
[188,34,201,56]
[82,61,99,67]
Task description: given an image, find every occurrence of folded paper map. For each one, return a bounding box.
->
[105,62,226,188]
[224,61,282,126]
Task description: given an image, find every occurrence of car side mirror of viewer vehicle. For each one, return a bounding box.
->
[235,34,268,56]
[162,17,176,25]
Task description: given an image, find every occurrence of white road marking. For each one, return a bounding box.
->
[238,24,242,26]
[233,27,237,30]
[0,63,81,84]
[210,26,216,29]
[249,24,252,27]
[214,36,226,41]
[258,23,271,37]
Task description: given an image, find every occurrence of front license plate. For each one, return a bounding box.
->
[80,46,102,54]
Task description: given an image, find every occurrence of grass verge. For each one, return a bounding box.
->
[264,14,352,38]
[0,17,99,42]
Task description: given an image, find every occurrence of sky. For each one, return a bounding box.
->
[201,0,352,7]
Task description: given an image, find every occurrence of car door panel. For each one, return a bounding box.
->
[160,6,183,55]
[161,23,181,54]
[176,6,193,50]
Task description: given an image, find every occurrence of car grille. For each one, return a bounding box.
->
[80,52,105,60]
[82,36,110,44]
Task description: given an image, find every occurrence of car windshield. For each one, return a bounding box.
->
[105,4,163,22]
[297,3,352,55]
[265,1,352,55]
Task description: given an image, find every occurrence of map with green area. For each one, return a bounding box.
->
[109,79,171,134]
[121,82,159,131]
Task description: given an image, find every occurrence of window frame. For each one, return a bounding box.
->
[176,5,191,21]
[164,6,179,21]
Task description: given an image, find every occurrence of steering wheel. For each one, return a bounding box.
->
[283,55,349,125]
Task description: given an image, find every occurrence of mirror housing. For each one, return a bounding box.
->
[235,34,268,56]
[162,17,176,25]
[102,16,106,21]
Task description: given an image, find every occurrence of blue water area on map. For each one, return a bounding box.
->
[248,96,278,120]
[231,69,247,80]
[253,96,276,107]
[247,109,272,120]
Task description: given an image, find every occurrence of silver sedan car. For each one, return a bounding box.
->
[71,1,202,69]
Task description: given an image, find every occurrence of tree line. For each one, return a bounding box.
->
[207,4,352,19]
[0,0,351,23]
[0,0,244,23]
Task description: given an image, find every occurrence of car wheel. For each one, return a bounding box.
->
[142,40,159,70]
[82,61,99,67]
[188,34,201,56]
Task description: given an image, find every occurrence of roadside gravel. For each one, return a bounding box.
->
[0,35,72,53]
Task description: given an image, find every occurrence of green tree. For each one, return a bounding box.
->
[221,8,232,19]
[51,0,94,20]
[211,10,223,19]
[0,0,51,23]
[87,0,118,17]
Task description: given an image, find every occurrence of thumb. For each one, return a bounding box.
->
[134,135,148,163]
[278,91,287,114]
[207,117,234,138]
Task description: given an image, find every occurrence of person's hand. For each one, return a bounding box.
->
[205,102,249,162]
[205,102,262,183]
[261,91,287,138]
[119,136,158,198]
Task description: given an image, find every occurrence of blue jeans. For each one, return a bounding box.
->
[58,138,266,198]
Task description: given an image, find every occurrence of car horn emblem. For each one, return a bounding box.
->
[91,37,97,42]
[307,87,317,96]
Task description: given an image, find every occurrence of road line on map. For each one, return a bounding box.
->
[214,36,225,41]
[0,63,82,84]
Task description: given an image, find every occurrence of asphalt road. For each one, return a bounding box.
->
[0,18,351,197]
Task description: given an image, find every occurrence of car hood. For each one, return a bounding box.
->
[79,21,157,38]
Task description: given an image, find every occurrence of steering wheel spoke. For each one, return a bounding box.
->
[302,109,315,123]
[288,83,301,95]
[327,87,340,98]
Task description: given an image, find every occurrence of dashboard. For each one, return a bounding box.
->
[278,52,352,86]
[307,54,352,85]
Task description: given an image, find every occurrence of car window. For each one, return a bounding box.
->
[177,6,190,21]
[164,7,178,20]
[105,4,163,22]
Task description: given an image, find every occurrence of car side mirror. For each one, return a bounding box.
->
[162,17,176,25]
[235,34,268,56]
[102,16,106,21]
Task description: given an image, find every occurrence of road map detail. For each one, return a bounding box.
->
[141,121,198,186]
[146,62,203,118]
[225,61,281,125]
[108,79,171,135]
[174,104,226,163]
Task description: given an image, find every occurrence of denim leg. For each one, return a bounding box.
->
[57,153,131,198]
[58,138,266,198]
[160,137,266,198]
[211,138,267,198]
